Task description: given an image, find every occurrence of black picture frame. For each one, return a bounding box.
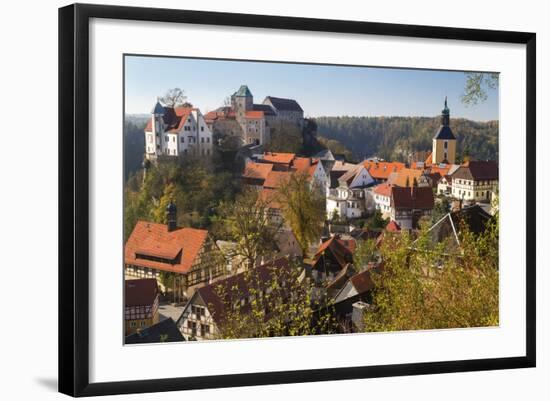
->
[59,3,536,397]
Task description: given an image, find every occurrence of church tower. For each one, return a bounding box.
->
[166,200,177,232]
[432,97,457,165]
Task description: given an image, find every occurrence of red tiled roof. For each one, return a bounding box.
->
[144,107,194,133]
[385,221,401,232]
[263,170,291,189]
[392,168,424,187]
[373,182,392,197]
[349,269,375,294]
[313,236,355,270]
[364,161,406,180]
[425,152,433,165]
[245,110,264,119]
[262,152,296,165]
[242,162,274,181]
[125,221,208,274]
[391,186,434,210]
[292,157,321,179]
[125,278,158,307]
[428,164,452,177]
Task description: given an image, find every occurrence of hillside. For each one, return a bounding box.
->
[314,116,499,163]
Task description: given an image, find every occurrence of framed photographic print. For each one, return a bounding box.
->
[58,3,536,397]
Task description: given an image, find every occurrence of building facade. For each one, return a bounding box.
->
[124,278,160,335]
[144,102,213,160]
[124,202,225,299]
[450,161,499,202]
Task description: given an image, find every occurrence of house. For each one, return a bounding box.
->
[391,168,432,188]
[259,151,296,170]
[314,149,336,175]
[432,97,457,164]
[332,265,382,332]
[370,182,393,217]
[176,258,293,340]
[390,186,435,230]
[125,318,185,344]
[451,160,499,202]
[437,174,453,195]
[124,278,160,335]
[124,202,225,298]
[242,161,274,189]
[144,102,213,160]
[363,160,406,182]
[326,164,374,220]
[292,157,329,194]
[425,204,494,252]
[263,96,304,128]
[310,236,355,284]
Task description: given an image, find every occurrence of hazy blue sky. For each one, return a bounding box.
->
[124,55,499,121]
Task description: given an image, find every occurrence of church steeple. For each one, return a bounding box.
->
[432,97,456,165]
[441,96,450,126]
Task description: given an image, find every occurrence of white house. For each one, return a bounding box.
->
[451,161,498,202]
[144,101,213,160]
[370,182,392,217]
[326,165,374,220]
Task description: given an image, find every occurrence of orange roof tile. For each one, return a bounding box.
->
[125,221,208,274]
[263,170,291,189]
[364,161,406,180]
[262,152,296,165]
[385,221,401,232]
[245,110,265,119]
[392,168,424,187]
[373,182,392,197]
[242,162,274,181]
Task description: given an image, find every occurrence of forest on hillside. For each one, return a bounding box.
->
[315,116,499,163]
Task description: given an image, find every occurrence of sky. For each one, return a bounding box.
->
[124,55,499,121]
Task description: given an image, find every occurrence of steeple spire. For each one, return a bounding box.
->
[441,96,450,126]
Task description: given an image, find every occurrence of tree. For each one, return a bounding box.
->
[364,209,388,231]
[152,183,181,224]
[461,73,499,106]
[354,238,378,271]
[276,172,326,257]
[363,217,499,332]
[212,258,339,339]
[265,120,303,154]
[218,188,281,269]
[160,87,187,108]
[431,197,450,224]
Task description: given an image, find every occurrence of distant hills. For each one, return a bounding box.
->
[314,116,498,163]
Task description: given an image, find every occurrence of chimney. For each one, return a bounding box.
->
[166,200,177,232]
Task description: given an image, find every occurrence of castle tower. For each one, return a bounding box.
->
[147,99,166,160]
[166,200,177,232]
[232,85,253,120]
[432,97,456,165]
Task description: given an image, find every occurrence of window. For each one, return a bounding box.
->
[444,141,448,149]
[201,324,210,335]
[130,321,137,328]
[190,321,197,336]
[180,137,184,143]
[140,321,147,327]
[201,126,204,132]
[165,136,169,142]
[207,137,210,143]
[201,137,204,143]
